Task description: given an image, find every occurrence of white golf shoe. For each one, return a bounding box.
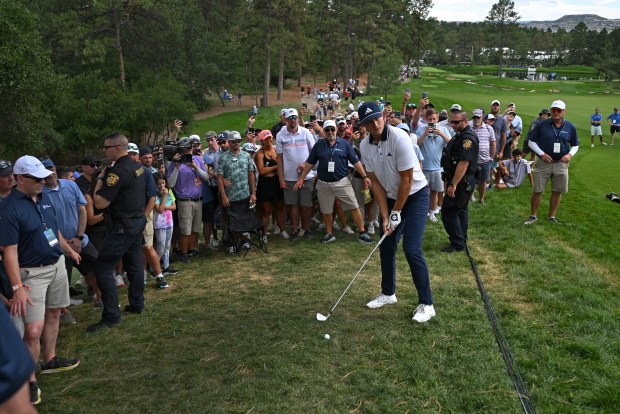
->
[411,304,436,323]
[366,293,397,309]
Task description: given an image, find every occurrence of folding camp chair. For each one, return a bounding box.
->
[224,199,267,257]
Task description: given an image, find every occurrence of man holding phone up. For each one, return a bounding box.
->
[167,138,209,263]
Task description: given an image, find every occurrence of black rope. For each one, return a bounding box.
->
[465,245,537,414]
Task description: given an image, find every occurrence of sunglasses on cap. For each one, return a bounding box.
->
[406,103,417,109]
[230,139,242,143]
[287,115,298,120]
[0,160,12,169]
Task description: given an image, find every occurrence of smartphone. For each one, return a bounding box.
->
[309,115,317,122]
[428,122,435,128]
[180,154,193,164]
[254,129,262,135]
[422,92,429,99]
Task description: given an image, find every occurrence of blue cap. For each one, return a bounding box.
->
[358,102,383,125]
[396,123,410,133]
[39,157,55,168]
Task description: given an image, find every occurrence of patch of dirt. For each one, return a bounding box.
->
[195,74,369,119]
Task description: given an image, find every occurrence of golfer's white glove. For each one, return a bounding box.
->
[389,210,401,230]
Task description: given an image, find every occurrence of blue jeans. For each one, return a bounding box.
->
[379,187,433,305]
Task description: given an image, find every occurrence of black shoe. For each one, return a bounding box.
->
[290,232,299,242]
[69,286,83,297]
[188,248,201,257]
[124,304,143,314]
[40,356,80,374]
[30,381,41,405]
[86,319,122,333]
[180,254,191,264]
[440,245,464,253]
[163,267,178,275]
[156,276,169,289]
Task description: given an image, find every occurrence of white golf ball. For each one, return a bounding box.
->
[324,334,330,340]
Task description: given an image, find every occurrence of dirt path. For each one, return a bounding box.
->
[195,74,369,120]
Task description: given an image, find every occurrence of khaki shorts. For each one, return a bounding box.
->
[590,125,602,136]
[283,180,315,208]
[143,213,154,246]
[19,255,70,324]
[533,159,569,193]
[177,199,203,235]
[316,177,359,214]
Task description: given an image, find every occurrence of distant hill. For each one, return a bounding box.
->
[523,14,620,32]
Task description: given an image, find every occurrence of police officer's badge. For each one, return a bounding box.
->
[107,173,120,186]
[462,139,472,150]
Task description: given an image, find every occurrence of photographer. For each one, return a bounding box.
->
[167,137,209,263]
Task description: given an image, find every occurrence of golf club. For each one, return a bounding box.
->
[316,232,388,322]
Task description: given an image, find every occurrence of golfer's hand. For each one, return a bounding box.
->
[388,210,401,231]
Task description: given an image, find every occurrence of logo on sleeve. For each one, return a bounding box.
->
[462,139,472,150]
[107,173,120,187]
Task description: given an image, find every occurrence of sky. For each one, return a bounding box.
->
[429,0,620,23]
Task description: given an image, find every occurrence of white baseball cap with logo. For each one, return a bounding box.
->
[550,100,566,110]
[13,155,52,178]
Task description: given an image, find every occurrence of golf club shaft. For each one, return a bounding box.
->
[326,232,388,315]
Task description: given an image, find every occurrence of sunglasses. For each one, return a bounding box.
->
[89,164,98,168]
[450,119,465,125]
[102,144,120,150]
[287,115,298,120]
[0,160,12,169]
[324,127,336,132]
[230,139,242,144]
[22,174,45,182]
[406,104,417,109]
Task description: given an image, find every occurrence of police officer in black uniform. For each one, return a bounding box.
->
[440,110,479,253]
[87,132,147,332]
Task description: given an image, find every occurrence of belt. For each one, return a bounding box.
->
[22,256,60,268]
[177,197,202,202]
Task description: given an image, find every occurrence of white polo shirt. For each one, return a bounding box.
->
[360,125,427,200]
[276,126,316,181]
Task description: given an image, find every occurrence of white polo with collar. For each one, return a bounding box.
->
[360,125,427,199]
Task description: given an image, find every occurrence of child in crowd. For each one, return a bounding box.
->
[153,173,177,275]
[496,149,533,189]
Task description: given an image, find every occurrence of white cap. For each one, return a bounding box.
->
[550,100,566,110]
[337,118,346,125]
[286,108,299,118]
[450,104,462,111]
[323,120,337,129]
[128,143,139,153]
[487,114,496,120]
[280,108,288,115]
[13,155,52,178]
[241,143,258,152]
[491,99,500,106]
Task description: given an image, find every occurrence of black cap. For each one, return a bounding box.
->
[0,160,13,177]
[80,155,98,165]
[540,109,550,115]
[139,147,153,156]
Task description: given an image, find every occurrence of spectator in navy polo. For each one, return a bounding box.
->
[0,155,81,405]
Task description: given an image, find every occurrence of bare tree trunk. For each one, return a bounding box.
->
[263,46,271,107]
[114,11,126,87]
[277,49,284,101]
[297,63,302,87]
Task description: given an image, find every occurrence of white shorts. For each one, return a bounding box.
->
[591,125,602,136]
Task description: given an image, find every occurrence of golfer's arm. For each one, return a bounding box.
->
[393,169,413,212]
[368,172,388,222]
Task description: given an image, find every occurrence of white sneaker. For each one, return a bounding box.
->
[412,304,436,323]
[429,214,438,223]
[75,275,86,288]
[434,207,441,215]
[333,222,341,230]
[343,226,355,234]
[115,274,125,288]
[262,235,268,244]
[591,144,595,148]
[372,219,380,228]
[272,225,281,235]
[318,222,326,230]
[298,228,305,237]
[367,223,375,235]
[281,230,290,239]
[366,293,397,309]
[69,297,83,306]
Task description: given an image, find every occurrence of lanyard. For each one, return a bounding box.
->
[32,196,48,228]
[551,122,565,142]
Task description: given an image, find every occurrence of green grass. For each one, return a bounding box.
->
[38,72,620,413]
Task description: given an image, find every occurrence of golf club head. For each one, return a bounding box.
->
[316,312,329,322]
